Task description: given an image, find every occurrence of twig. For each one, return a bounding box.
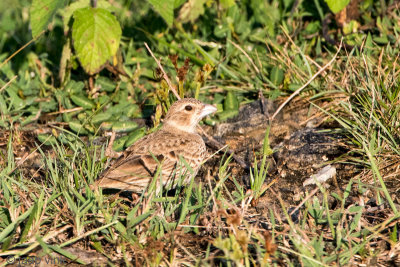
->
[7,133,53,176]
[0,75,18,93]
[0,30,46,69]
[282,29,336,85]
[271,40,343,121]
[59,221,118,248]
[144,42,180,99]
[289,187,319,216]
[105,131,122,159]
[46,107,83,115]
[0,225,72,258]
[228,39,260,74]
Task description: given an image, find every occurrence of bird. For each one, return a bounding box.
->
[94,98,217,193]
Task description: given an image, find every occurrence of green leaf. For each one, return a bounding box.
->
[0,94,8,115]
[112,121,138,133]
[65,80,85,95]
[218,110,239,121]
[270,66,284,86]
[0,206,34,242]
[30,0,66,37]
[373,36,389,44]
[342,20,359,35]
[72,7,121,74]
[325,0,350,14]
[364,32,373,50]
[95,76,116,92]
[220,0,236,8]
[390,224,398,242]
[125,127,146,147]
[62,0,115,33]
[224,91,239,111]
[49,245,87,265]
[70,94,95,109]
[37,134,58,145]
[127,210,154,229]
[148,0,175,26]
[5,87,25,110]
[214,24,230,38]
[69,120,89,135]
[91,112,112,124]
[174,0,187,8]
[112,135,129,152]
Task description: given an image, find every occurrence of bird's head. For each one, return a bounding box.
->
[163,98,217,133]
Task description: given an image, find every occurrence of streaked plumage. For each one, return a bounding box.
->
[95,98,217,192]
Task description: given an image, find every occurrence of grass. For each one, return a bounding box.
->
[1,0,400,265]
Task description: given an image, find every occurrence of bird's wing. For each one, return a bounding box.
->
[97,148,181,192]
[95,131,205,192]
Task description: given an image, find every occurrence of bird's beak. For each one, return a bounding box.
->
[200,104,217,118]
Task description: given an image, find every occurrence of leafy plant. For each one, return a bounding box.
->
[29,0,178,77]
[249,126,273,203]
[1,0,400,265]
[325,0,350,14]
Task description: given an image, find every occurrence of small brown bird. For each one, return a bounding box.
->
[95,98,217,192]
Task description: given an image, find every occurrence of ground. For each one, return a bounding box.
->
[1,0,400,266]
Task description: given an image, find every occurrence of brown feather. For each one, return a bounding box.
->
[94,98,216,193]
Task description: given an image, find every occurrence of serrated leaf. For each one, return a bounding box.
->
[30,0,66,38]
[148,0,175,26]
[72,7,121,74]
[62,0,115,33]
[6,87,25,110]
[325,0,350,14]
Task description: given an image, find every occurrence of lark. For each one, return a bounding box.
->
[95,98,217,192]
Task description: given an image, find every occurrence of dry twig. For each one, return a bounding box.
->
[271,40,343,121]
[0,75,18,93]
[144,42,180,99]
[229,39,261,74]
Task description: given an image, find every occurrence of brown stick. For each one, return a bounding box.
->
[0,30,46,69]
[228,39,260,74]
[271,39,343,121]
[144,42,180,100]
[0,75,18,93]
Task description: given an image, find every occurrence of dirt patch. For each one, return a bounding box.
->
[208,98,357,203]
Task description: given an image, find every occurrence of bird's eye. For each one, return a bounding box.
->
[185,105,193,111]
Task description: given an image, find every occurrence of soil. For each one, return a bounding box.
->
[206,98,357,207]
[0,98,358,210]
[2,98,396,265]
